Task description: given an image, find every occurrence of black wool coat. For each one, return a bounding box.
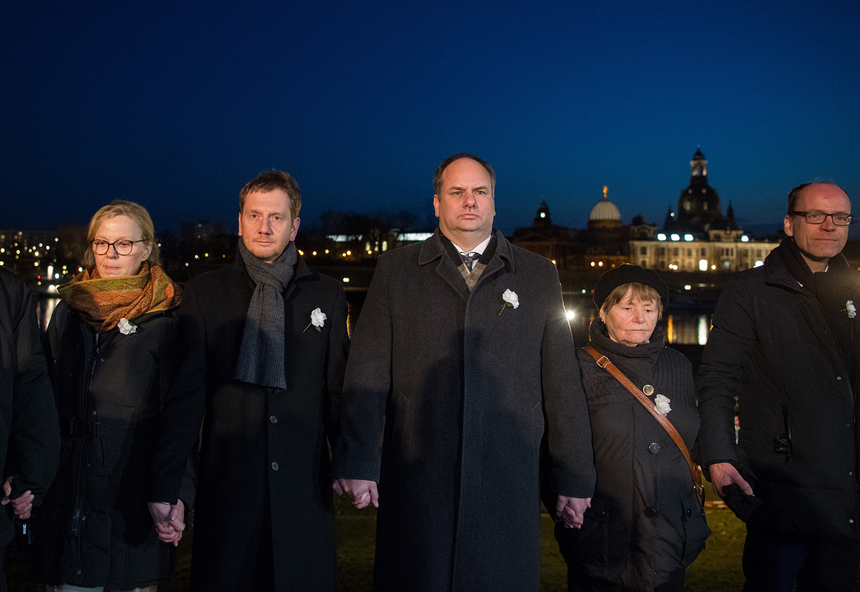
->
[333,230,596,592]
[552,323,709,591]
[0,268,59,548]
[37,301,190,589]
[698,241,860,541]
[155,254,349,592]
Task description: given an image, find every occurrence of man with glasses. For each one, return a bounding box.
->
[698,182,860,591]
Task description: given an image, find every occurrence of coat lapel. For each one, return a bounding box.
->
[284,257,313,303]
[420,230,518,300]
[471,231,516,291]
[420,231,470,302]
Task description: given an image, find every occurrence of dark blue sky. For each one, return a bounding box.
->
[3,0,859,236]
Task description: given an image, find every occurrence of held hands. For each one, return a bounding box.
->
[1,476,34,520]
[708,462,753,499]
[148,500,186,547]
[333,479,379,509]
[556,495,591,529]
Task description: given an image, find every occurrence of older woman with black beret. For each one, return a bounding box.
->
[553,264,710,592]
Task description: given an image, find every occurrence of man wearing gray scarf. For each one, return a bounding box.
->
[155,171,349,592]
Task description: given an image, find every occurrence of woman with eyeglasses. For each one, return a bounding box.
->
[36,200,189,592]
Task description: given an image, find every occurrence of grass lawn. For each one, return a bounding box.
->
[5,500,858,591]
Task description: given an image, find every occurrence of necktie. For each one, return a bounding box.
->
[460,252,480,271]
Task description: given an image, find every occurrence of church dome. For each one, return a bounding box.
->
[589,187,621,221]
[590,200,621,221]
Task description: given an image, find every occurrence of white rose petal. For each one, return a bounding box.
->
[654,394,671,416]
[118,317,137,335]
[310,307,327,328]
[502,289,519,309]
[847,300,856,319]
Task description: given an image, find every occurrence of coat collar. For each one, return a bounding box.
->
[231,245,314,299]
[418,229,515,301]
[418,228,515,272]
[764,237,850,292]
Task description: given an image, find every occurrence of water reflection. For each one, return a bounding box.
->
[665,314,712,346]
[36,296,60,332]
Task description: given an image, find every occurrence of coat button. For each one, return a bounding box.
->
[685,508,692,517]
[837,376,843,381]
[648,443,660,455]
[269,415,278,424]
[271,462,279,471]
[645,507,658,518]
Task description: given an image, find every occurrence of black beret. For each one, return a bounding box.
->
[593,264,668,309]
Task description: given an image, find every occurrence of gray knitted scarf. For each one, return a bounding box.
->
[234,240,297,389]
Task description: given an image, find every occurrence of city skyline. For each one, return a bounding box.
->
[4,1,859,235]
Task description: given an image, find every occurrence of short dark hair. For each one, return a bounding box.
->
[433,153,496,195]
[240,170,302,219]
[787,181,848,213]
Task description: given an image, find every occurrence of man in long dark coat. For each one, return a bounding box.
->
[153,171,349,591]
[0,268,60,592]
[332,154,596,591]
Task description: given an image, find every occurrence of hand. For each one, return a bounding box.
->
[1,476,34,520]
[555,495,591,529]
[148,500,186,546]
[709,462,753,499]
[333,479,379,509]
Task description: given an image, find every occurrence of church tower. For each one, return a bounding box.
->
[664,148,726,235]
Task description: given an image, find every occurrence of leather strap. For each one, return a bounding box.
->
[584,345,703,498]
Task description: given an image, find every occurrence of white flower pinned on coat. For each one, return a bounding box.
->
[846,300,856,319]
[303,307,327,332]
[499,289,520,316]
[117,317,137,335]
[654,394,671,416]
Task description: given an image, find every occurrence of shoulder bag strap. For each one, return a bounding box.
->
[584,345,703,496]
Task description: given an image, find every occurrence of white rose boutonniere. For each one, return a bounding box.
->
[846,300,856,319]
[117,318,137,335]
[654,394,671,416]
[303,308,327,332]
[499,289,520,316]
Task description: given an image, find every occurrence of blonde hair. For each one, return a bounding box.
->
[239,170,302,220]
[600,282,663,320]
[83,200,159,268]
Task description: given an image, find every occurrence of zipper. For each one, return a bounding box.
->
[789,283,858,479]
[62,333,99,582]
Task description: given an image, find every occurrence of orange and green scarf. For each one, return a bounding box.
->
[58,262,182,333]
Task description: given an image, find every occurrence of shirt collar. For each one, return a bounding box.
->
[451,234,492,256]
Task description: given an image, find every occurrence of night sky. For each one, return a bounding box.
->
[3,0,859,237]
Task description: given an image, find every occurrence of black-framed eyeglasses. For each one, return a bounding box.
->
[91,239,146,256]
[789,210,853,226]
